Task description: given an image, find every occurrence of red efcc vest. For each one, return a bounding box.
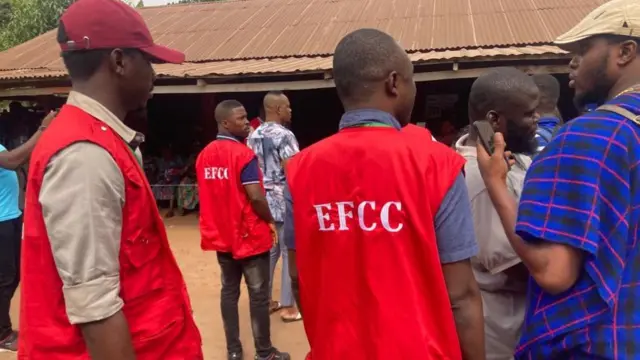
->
[20,105,202,360]
[287,126,465,360]
[403,123,435,140]
[196,137,272,259]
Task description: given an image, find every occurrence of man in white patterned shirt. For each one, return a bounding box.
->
[247,91,301,322]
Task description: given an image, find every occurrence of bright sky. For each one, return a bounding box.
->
[144,0,171,5]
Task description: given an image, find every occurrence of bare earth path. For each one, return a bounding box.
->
[0,214,309,360]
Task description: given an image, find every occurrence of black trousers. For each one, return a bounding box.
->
[0,216,22,335]
[217,251,274,357]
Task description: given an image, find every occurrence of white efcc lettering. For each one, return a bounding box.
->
[204,167,229,180]
[313,201,403,233]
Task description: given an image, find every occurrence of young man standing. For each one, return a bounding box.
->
[531,73,562,153]
[197,100,289,360]
[20,0,202,359]
[477,0,640,358]
[285,28,485,360]
[247,91,301,322]
[454,68,539,359]
[0,110,55,352]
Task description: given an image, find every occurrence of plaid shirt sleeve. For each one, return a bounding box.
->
[516,118,608,256]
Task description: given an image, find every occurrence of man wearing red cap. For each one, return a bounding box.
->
[19,0,202,359]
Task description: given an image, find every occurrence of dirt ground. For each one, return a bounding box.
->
[0,214,309,360]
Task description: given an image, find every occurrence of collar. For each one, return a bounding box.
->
[261,121,287,130]
[454,134,476,158]
[217,135,242,143]
[339,109,402,130]
[538,115,561,127]
[67,91,144,148]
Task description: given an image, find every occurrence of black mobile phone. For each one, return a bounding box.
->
[471,120,516,169]
[471,121,495,155]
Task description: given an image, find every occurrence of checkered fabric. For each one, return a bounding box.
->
[514,92,640,359]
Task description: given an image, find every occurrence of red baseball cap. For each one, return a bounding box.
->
[58,0,185,64]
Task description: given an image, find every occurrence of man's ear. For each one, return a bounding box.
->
[618,40,638,66]
[385,71,399,97]
[486,110,500,130]
[109,48,126,76]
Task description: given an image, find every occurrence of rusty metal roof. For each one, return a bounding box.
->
[0,0,599,79]
[0,45,567,80]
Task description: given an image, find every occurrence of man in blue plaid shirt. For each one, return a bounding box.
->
[475,0,640,358]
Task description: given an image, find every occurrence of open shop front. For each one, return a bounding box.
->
[0,59,576,216]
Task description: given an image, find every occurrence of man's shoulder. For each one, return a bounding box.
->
[460,158,485,198]
[566,108,639,142]
[0,143,6,152]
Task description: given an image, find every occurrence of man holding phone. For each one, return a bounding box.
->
[453,68,539,359]
[476,0,640,357]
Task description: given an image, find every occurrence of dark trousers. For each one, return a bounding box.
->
[0,216,22,336]
[217,251,274,357]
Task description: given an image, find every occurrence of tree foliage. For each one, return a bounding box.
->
[0,0,72,50]
[0,0,136,51]
[136,0,144,7]
[0,0,12,29]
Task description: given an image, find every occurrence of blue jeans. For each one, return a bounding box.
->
[269,222,295,307]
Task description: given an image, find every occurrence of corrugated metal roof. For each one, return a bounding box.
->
[0,45,566,80]
[0,0,599,72]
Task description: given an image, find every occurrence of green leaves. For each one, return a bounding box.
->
[0,0,136,51]
[0,0,72,50]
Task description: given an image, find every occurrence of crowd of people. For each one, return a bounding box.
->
[0,0,639,359]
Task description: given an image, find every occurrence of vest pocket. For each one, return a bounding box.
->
[120,235,164,302]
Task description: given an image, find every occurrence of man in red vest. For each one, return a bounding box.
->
[283,28,485,360]
[20,0,202,359]
[402,122,437,141]
[196,100,290,360]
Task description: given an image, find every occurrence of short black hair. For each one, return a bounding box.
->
[531,74,560,113]
[58,22,143,81]
[333,28,408,104]
[57,21,109,81]
[263,90,287,109]
[468,67,537,121]
[61,50,111,81]
[215,99,244,123]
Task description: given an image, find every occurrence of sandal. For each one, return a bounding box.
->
[281,312,302,323]
[269,301,283,314]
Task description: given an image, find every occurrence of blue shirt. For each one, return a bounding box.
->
[0,144,21,222]
[515,92,640,358]
[283,109,478,264]
[217,135,261,185]
[534,115,561,153]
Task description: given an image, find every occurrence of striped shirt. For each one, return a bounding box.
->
[514,92,640,359]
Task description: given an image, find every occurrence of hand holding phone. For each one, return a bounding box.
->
[471,121,515,170]
[471,121,495,155]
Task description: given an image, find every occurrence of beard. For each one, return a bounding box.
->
[505,119,538,155]
[573,53,614,109]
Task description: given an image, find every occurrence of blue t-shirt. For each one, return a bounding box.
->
[0,144,21,222]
